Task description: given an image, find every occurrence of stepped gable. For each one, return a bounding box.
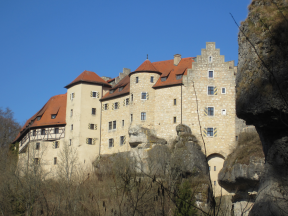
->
[153,57,194,88]
[101,75,130,101]
[65,70,111,88]
[14,93,67,142]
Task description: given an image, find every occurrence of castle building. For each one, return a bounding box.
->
[14,42,241,196]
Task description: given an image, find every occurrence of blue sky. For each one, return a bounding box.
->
[0,0,251,125]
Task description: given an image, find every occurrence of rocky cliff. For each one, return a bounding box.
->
[237,0,288,215]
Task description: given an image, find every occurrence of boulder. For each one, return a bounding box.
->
[237,1,288,214]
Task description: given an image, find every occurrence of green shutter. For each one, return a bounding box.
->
[214,128,217,137]
[146,92,149,100]
[203,128,207,137]
[214,86,218,95]
[123,136,126,144]
[204,107,208,116]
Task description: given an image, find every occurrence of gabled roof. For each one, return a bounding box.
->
[14,94,67,142]
[65,70,111,88]
[152,57,194,88]
[101,75,130,101]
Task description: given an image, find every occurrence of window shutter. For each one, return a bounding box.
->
[146,92,149,100]
[52,141,55,149]
[112,103,114,110]
[86,138,89,144]
[117,102,120,109]
[204,107,208,116]
[107,104,109,110]
[123,136,126,144]
[102,104,104,111]
[88,124,91,129]
[214,86,218,95]
[123,99,125,106]
[95,124,97,130]
[112,139,114,147]
[214,128,217,137]
[96,92,99,98]
[93,138,96,145]
[90,91,93,97]
[203,128,207,137]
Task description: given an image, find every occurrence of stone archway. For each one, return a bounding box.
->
[207,153,228,197]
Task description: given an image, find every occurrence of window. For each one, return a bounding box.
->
[87,138,92,145]
[141,112,146,121]
[104,104,108,110]
[122,120,124,127]
[54,157,57,165]
[34,158,39,165]
[71,124,73,130]
[176,74,182,80]
[114,102,119,110]
[131,114,133,122]
[51,114,56,119]
[92,108,96,115]
[36,142,40,150]
[150,76,154,83]
[109,89,115,94]
[54,141,59,148]
[92,91,98,98]
[222,109,226,115]
[37,116,41,121]
[108,121,116,130]
[109,121,112,130]
[69,139,72,146]
[173,117,177,123]
[109,138,114,148]
[208,107,214,116]
[70,92,75,100]
[55,128,59,134]
[214,181,216,186]
[126,98,129,106]
[131,94,133,101]
[41,129,46,135]
[236,136,238,141]
[207,128,214,137]
[119,87,124,92]
[174,99,177,105]
[120,136,125,146]
[209,56,212,62]
[33,130,36,136]
[208,70,214,78]
[161,77,167,82]
[113,121,116,129]
[209,166,211,171]
[208,86,214,95]
[90,124,95,130]
[222,87,226,94]
[136,77,139,83]
[70,109,73,117]
[141,92,148,100]
[214,166,216,171]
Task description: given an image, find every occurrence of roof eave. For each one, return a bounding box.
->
[153,83,183,89]
[65,80,111,89]
[129,71,162,76]
[100,92,130,101]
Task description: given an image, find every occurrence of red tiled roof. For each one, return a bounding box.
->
[107,78,115,83]
[152,57,194,88]
[65,70,111,88]
[134,59,160,72]
[101,75,130,101]
[14,94,67,142]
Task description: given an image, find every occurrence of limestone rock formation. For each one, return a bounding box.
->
[237,1,288,215]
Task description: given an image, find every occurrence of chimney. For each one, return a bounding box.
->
[174,54,181,66]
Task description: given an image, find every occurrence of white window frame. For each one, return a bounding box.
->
[90,124,95,130]
[221,109,227,116]
[70,92,75,100]
[141,112,146,121]
[136,77,139,83]
[207,127,214,137]
[113,120,116,130]
[221,87,226,94]
[208,70,214,79]
[141,92,148,100]
[92,108,96,115]
[150,76,154,83]
[104,103,108,110]
[207,86,214,96]
[114,102,119,110]
[70,109,73,117]
[92,91,98,98]
[87,138,92,145]
[207,106,215,116]
[109,121,112,131]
